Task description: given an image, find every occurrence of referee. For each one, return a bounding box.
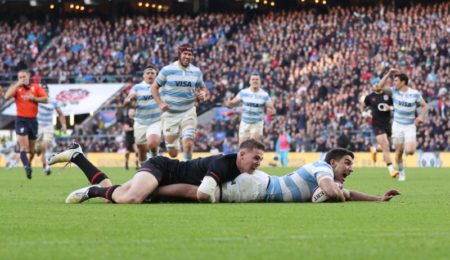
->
[4,70,48,179]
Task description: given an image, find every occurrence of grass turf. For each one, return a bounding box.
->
[0,166,449,259]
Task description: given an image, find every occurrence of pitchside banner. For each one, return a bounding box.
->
[3,152,449,168]
[1,83,124,116]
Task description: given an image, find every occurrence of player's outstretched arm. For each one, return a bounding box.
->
[377,68,398,94]
[224,95,241,108]
[4,83,21,100]
[123,93,137,107]
[318,177,345,202]
[344,189,400,201]
[416,99,428,125]
[197,176,219,203]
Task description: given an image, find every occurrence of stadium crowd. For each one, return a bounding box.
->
[1,2,449,153]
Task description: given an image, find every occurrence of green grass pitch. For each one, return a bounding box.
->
[1,166,449,259]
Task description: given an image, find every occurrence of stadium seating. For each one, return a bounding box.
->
[0,3,449,152]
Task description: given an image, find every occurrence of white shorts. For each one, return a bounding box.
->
[37,125,54,143]
[162,106,197,141]
[134,121,161,145]
[392,121,417,145]
[216,171,269,203]
[239,121,264,141]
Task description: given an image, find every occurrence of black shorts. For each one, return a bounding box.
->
[15,117,38,140]
[125,138,135,152]
[137,156,199,186]
[373,125,391,137]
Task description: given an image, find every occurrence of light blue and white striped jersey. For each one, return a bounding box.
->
[129,81,160,125]
[238,88,270,124]
[37,98,60,128]
[265,161,334,202]
[391,87,424,125]
[155,61,204,113]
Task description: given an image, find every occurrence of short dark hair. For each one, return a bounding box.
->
[18,70,30,75]
[324,148,354,164]
[143,65,157,72]
[239,139,265,151]
[394,73,409,85]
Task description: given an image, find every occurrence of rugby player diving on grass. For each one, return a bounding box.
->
[155,148,401,203]
[49,139,265,204]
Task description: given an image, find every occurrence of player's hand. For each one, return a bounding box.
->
[223,99,231,107]
[388,68,399,75]
[380,189,401,201]
[127,93,137,101]
[61,124,67,132]
[159,103,169,112]
[415,116,424,125]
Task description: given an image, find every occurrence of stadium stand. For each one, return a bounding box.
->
[0,2,449,152]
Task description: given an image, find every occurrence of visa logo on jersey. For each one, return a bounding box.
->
[175,81,192,87]
[397,101,413,107]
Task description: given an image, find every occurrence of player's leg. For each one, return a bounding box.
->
[375,133,398,178]
[249,121,264,142]
[133,144,139,169]
[68,165,162,204]
[125,151,130,170]
[403,124,417,156]
[49,143,113,187]
[17,132,31,179]
[238,121,251,146]
[146,121,161,158]
[110,171,159,203]
[394,143,405,181]
[134,121,149,166]
[369,144,377,163]
[42,130,54,175]
[180,107,197,161]
[162,114,180,158]
[153,184,198,201]
[392,122,406,180]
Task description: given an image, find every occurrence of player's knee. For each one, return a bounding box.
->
[168,149,178,158]
[147,139,159,149]
[115,195,143,204]
[405,149,415,156]
[182,140,193,150]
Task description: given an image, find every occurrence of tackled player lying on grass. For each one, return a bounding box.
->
[153,148,400,203]
[49,139,264,204]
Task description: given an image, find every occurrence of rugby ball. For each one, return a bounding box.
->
[311,182,343,203]
[311,187,329,203]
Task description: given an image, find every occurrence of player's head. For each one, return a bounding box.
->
[371,77,381,92]
[177,43,193,68]
[394,73,408,89]
[325,148,354,184]
[238,139,265,174]
[249,72,261,89]
[17,70,31,86]
[142,65,157,84]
